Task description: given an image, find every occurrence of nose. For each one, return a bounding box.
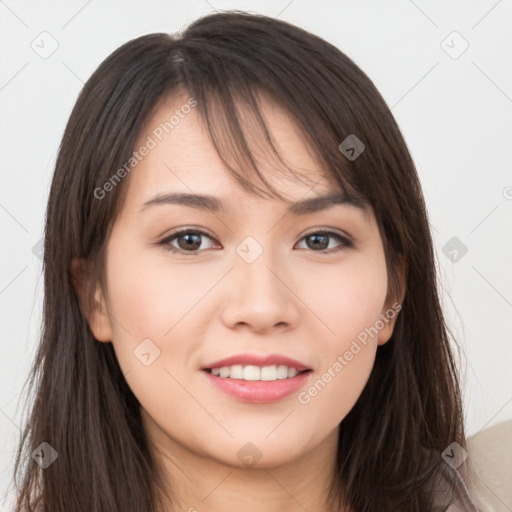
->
[220,248,301,334]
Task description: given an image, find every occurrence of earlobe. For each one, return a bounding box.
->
[377,298,404,346]
[70,257,113,343]
[378,264,406,346]
[88,284,114,342]
[377,307,400,346]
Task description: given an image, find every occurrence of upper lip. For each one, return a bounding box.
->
[201,353,311,372]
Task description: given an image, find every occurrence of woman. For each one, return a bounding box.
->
[12,11,479,511]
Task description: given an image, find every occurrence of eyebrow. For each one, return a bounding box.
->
[139,191,367,216]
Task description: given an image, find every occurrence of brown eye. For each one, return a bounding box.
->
[176,232,202,251]
[157,229,353,256]
[158,229,217,254]
[305,233,329,250]
[297,231,353,253]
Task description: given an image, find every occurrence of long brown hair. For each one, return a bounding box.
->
[12,11,469,511]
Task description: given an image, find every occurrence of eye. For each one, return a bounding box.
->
[157,229,218,254]
[296,231,353,254]
[156,229,353,255]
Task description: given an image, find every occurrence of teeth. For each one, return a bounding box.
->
[230,365,244,379]
[243,365,260,381]
[261,365,276,381]
[276,365,288,379]
[209,364,302,381]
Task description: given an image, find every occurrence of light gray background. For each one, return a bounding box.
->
[1,0,511,508]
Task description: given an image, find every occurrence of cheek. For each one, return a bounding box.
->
[297,271,386,423]
[102,239,216,401]
[104,240,209,338]
[291,252,387,425]
[302,252,389,350]
[296,342,376,442]
[104,249,202,419]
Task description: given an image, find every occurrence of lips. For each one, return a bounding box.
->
[201,353,311,372]
[202,369,312,403]
[200,353,313,403]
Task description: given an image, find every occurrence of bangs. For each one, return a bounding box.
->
[170,39,371,209]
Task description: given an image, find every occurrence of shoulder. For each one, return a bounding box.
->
[429,463,480,512]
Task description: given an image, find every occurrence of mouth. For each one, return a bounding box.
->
[200,353,313,403]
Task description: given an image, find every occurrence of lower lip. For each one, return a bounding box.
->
[202,370,313,404]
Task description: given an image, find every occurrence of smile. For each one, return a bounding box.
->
[207,364,305,380]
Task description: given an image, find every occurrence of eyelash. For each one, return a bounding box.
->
[156,228,354,255]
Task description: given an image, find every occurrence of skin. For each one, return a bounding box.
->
[75,90,403,512]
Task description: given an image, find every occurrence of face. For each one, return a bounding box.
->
[80,89,400,471]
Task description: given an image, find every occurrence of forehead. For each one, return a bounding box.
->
[123,89,350,212]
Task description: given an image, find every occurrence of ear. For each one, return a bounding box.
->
[377,261,406,346]
[70,258,113,343]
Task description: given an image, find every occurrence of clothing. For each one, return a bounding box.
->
[430,463,480,511]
